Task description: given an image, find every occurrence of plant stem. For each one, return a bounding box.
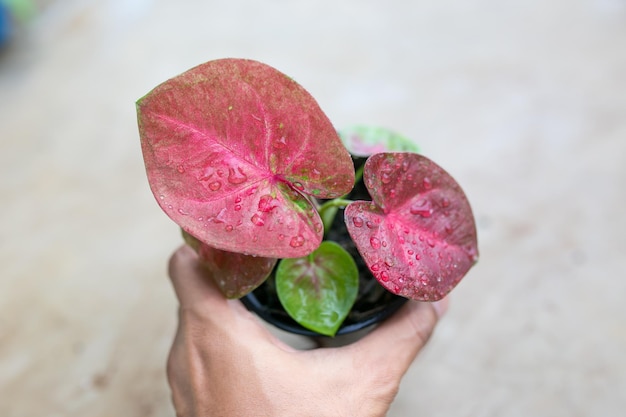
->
[319,198,353,233]
[354,164,364,185]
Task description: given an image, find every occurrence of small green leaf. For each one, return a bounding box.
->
[276,241,358,336]
[338,125,419,157]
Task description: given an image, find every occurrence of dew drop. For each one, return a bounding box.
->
[422,177,432,190]
[176,165,185,173]
[290,235,305,248]
[198,216,204,221]
[293,182,304,191]
[381,172,392,184]
[402,160,410,172]
[370,237,381,249]
[225,225,233,232]
[159,194,165,200]
[384,258,394,267]
[366,221,375,229]
[408,249,414,255]
[273,136,287,149]
[235,196,242,203]
[234,204,242,211]
[214,208,227,223]
[352,217,364,228]
[389,189,396,198]
[311,168,321,179]
[381,240,387,247]
[371,263,380,272]
[427,238,436,248]
[441,198,450,208]
[177,208,188,215]
[278,234,285,241]
[436,276,443,283]
[415,253,421,260]
[410,205,432,217]
[227,167,248,184]
[380,271,389,282]
[444,225,453,234]
[250,213,265,226]
[258,195,277,212]
[209,181,222,191]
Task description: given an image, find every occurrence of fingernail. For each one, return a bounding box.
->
[432,297,449,318]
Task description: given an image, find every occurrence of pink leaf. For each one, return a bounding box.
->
[345,153,478,301]
[137,59,354,257]
[197,243,277,299]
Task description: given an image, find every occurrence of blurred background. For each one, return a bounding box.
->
[1,0,625,416]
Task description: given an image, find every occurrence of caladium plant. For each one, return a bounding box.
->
[137,58,478,336]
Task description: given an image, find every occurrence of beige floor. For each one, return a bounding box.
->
[1,0,625,416]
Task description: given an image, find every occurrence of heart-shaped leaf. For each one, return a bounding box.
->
[338,125,419,157]
[183,230,276,298]
[345,153,478,301]
[275,241,359,336]
[137,59,354,258]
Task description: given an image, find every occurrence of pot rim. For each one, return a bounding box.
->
[241,287,407,337]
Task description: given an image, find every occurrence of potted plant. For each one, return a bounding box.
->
[136,58,478,337]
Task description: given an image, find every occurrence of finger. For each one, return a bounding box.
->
[350,297,448,378]
[168,244,227,308]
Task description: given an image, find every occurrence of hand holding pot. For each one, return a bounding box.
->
[167,245,448,417]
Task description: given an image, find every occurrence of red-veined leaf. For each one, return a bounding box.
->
[345,153,478,301]
[183,230,276,298]
[137,59,354,257]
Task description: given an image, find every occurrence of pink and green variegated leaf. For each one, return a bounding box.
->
[337,125,419,157]
[137,59,354,258]
[183,230,276,298]
[345,153,478,301]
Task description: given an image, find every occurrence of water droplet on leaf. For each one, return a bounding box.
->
[209,181,222,191]
[258,195,277,212]
[370,237,381,249]
[251,213,265,226]
[227,167,248,184]
[273,136,287,149]
[352,217,364,228]
[290,235,305,248]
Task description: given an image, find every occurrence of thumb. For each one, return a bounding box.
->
[168,244,229,309]
[350,298,448,378]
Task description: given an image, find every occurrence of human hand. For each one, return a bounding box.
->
[166,245,448,417]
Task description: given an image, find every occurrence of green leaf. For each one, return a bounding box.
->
[276,241,359,336]
[338,125,419,157]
